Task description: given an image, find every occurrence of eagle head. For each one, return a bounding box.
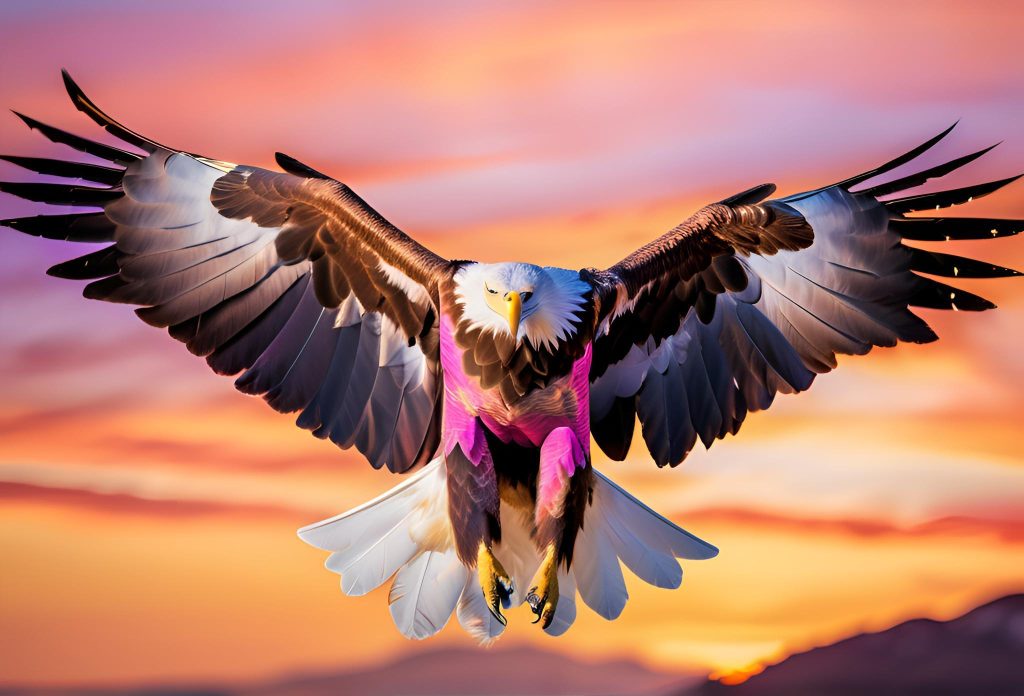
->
[453,262,591,350]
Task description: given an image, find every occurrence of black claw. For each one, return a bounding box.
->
[527,586,546,624]
[486,603,507,627]
[484,586,508,626]
[526,587,541,611]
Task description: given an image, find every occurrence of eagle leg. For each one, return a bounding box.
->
[477,542,513,626]
[526,543,559,628]
[531,427,590,629]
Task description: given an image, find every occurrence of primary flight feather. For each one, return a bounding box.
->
[2,71,1021,640]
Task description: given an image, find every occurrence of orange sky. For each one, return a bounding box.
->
[1,0,1024,688]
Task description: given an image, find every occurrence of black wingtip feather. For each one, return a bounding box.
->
[83,274,130,302]
[0,154,124,186]
[0,212,114,242]
[720,183,777,206]
[61,69,161,153]
[833,122,959,190]
[275,152,331,180]
[858,143,1000,198]
[0,180,121,205]
[60,68,81,100]
[46,246,122,279]
[910,249,1024,278]
[891,217,1024,241]
[909,279,996,312]
[10,109,35,128]
[9,110,142,166]
[886,173,1024,214]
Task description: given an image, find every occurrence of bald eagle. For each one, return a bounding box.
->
[3,72,1021,640]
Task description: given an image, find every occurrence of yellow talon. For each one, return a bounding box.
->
[526,543,559,629]
[477,543,513,626]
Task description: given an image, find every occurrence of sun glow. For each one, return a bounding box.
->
[710,662,768,686]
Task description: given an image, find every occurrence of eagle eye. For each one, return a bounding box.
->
[521,291,533,303]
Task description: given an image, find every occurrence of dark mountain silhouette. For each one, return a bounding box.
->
[247,645,694,696]
[688,594,1024,696]
[5,595,1024,696]
[0,644,695,696]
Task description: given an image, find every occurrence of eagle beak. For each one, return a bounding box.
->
[504,291,522,337]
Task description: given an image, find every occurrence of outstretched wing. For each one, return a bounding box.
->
[587,125,1022,467]
[1,71,453,473]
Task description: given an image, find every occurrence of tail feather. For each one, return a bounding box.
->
[601,511,682,589]
[298,462,439,551]
[326,514,420,596]
[571,471,719,620]
[298,460,449,601]
[572,518,629,620]
[389,548,468,640]
[297,461,716,640]
[594,471,719,560]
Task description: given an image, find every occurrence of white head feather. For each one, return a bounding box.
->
[452,262,590,351]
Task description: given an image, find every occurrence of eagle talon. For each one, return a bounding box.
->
[527,586,545,624]
[527,544,559,629]
[478,543,513,625]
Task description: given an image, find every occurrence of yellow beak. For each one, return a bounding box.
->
[504,291,522,337]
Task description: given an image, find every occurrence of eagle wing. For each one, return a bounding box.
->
[1,71,452,473]
[587,125,1022,467]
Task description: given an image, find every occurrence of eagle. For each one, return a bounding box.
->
[3,71,1021,641]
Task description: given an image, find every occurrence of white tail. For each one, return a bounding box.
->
[298,460,717,641]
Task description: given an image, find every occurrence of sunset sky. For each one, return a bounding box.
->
[2,0,1024,689]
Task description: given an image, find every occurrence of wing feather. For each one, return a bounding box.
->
[590,126,1022,467]
[1,72,452,473]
